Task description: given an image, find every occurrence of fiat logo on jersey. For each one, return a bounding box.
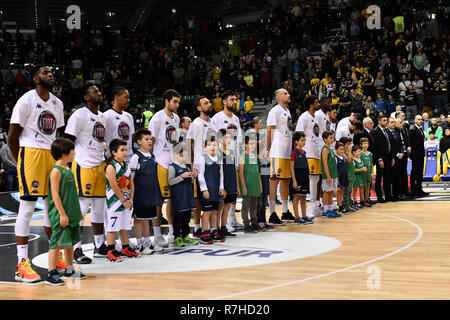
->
[93,122,105,142]
[37,111,57,135]
[165,125,178,145]
[118,122,130,140]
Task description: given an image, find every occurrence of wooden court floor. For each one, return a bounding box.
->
[1,200,449,300]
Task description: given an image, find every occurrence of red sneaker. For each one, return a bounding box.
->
[107,249,123,262]
[121,246,142,258]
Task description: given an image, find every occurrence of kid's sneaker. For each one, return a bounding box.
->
[211,230,225,242]
[183,235,199,245]
[46,269,64,286]
[200,232,214,244]
[174,237,185,247]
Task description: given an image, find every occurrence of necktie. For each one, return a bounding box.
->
[383,128,391,154]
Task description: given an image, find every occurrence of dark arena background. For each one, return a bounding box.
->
[0,0,450,308]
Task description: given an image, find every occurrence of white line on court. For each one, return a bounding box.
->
[209,212,423,300]
[0,232,40,248]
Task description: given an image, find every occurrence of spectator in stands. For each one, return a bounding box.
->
[385,73,398,99]
[0,143,18,191]
[427,118,443,140]
[244,96,254,114]
[440,128,450,155]
[434,74,448,114]
[424,131,440,150]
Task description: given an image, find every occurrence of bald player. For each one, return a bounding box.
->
[266,89,295,225]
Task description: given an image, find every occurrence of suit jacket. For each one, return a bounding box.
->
[371,126,391,163]
[387,129,401,160]
[354,128,375,155]
[409,125,425,159]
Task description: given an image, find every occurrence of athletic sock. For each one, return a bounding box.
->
[168,224,174,236]
[269,200,276,214]
[144,237,151,247]
[194,224,201,231]
[17,244,28,264]
[94,234,105,249]
[137,238,144,247]
[153,226,161,236]
[281,200,288,213]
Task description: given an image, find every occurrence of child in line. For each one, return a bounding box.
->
[198,138,225,244]
[130,129,161,255]
[256,141,274,229]
[105,139,141,262]
[290,132,313,224]
[360,138,374,207]
[340,137,357,212]
[352,145,367,209]
[218,129,238,238]
[320,130,341,218]
[335,142,350,214]
[46,138,86,285]
[169,142,199,247]
[239,135,263,233]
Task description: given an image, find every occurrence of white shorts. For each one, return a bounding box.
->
[322,178,338,192]
[106,209,132,232]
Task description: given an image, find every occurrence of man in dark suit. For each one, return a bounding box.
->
[371,115,394,202]
[354,117,375,156]
[386,117,403,201]
[409,115,429,197]
[394,112,412,198]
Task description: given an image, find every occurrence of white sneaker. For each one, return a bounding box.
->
[226,224,236,233]
[166,234,175,244]
[141,246,154,255]
[230,214,245,230]
[154,234,169,248]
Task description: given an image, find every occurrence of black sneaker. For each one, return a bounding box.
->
[220,227,236,237]
[264,222,275,229]
[64,268,87,280]
[269,212,286,226]
[93,243,108,258]
[211,230,225,242]
[193,228,202,238]
[281,210,295,222]
[252,223,265,231]
[244,225,257,233]
[161,216,169,225]
[74,247,92,264]
[46,269,64,286]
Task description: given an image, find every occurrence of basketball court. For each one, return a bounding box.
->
[1,189,449,300]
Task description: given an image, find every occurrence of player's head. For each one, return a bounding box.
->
[360,137,369,150]
[222,90,237,112]
[320,97,332,112]
[335,142,345,156]
[112,86,130,110]
[163,89,181,113]
[195,95,212,116]
[275,88,291,106]
[294,131,306,148]
[109,139,127,162]
[180,117,192,130]
[352,145,361,155]
[32,63,54,90]
[304,95,319,112]
[322,130,334,144]
[50,138,75,162]
[83,83,103,105]
[329,104,338,120]
[135,128,153,152]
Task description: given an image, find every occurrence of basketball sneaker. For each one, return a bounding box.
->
[46,269,64,286]
[193,228,203,238]
[121,246,142,258]
[294,217,307,224]
[167,234,175,244]
[281,210,296,222]
[140,246,154,255]
[74,247,92,264]
[149,241,164,252]
[269,212,286,225]
[229,213,245,230]
[154,234,169,248]
[15,258,41,283]
[56,252,67,273]
[64,267,87,280]
[211,230,225,242]
[226,225,236,233]
[183,235,199,245]
[244,225,257,233]
[174,237,185,247]
[94,242,108,257]
[303,217,314,224]
[107,249,123,262]
[200,232,214,244]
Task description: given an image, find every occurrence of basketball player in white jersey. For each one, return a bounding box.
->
[103,86,135,163]
[65,84,107,262]
[266,89,295,225]
[296,95,322,217]
[211,90,244,233]
[187,96,218,238]
[148,89,181,247]
[8,64,65,282]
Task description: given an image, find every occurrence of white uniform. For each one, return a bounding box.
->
[211,111,242,165]
[336,117,351,133]
[186,117,217,168]
[65,107,106,168]
[315,109,332,151]
[148,110,180,169]
[10,90,65,149]
[266,104,293,159]
[335,125,353,142]
[103,108,135,162]
[296,111,320,159]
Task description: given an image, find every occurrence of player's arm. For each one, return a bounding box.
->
[290,155,298,188]
[128,176,134,203]
[239,155,246,195]
[50,168,69,228]
[106,165,127,203]
[322,147,331,180]
[266,125,275,154]
[7,124,23,162]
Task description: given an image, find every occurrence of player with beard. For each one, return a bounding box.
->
[9,64,65,282]
[266,89,295,225]
[187,96,220,239]
[64,84,107,262]
[296,95,322,217]
[211,90,243,234]
[148,89,181,247]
